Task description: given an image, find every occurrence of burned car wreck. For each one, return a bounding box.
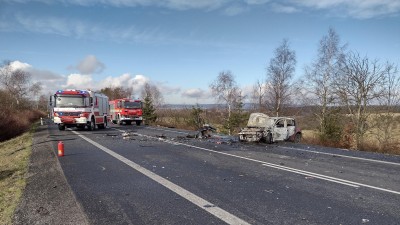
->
[238,113,301,144]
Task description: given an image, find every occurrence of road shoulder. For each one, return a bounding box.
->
[13,123,89,225]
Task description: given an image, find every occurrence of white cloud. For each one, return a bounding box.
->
[161,0,228,11]
[99,73,149,93]
[5,0,230,10]
[271,3,300,13]
[4,0,400,19]
[1,60,188,103]
[4,61,66,92]
[291,0,400,18]
[74,55,105,74]
[245,0,270,5]
[14,14,73,36]
[181,88,207,99]
[223,4,249,16]
[8,14,173,45]
[63,73,93,89]
[156,81,181,95]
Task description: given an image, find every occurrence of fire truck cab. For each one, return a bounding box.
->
[50,89,109,131]
[109,98,143,126]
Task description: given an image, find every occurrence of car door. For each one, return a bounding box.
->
[273,118,289,141]
[287,119,296,138]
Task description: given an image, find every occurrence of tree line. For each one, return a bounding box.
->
[0,62,47,141]
[210,28,399,152]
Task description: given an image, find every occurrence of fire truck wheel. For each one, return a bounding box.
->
[117,116,122,125]
[104,117,108,127]
[58,124,65,131]
[136,121,142,126]
[88,118,96,131]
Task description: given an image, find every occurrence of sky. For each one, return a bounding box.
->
[1,0,399,104]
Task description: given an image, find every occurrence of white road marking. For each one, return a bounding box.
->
[71,130,250,225]
[279,146,400,166]
[261,163,359,187]
[117,129,400,195]
[145,126,189,135]
[145,126,400,167]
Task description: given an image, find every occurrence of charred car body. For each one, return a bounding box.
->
[238,113,301,144]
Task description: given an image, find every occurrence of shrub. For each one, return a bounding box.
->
[0,109,45,142]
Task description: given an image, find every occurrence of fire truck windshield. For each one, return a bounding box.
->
[123,101,141,109]
[55,95,89,108]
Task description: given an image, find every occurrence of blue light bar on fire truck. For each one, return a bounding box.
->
[56,90,89,95]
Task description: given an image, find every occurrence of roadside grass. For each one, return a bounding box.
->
[0,129,33,225]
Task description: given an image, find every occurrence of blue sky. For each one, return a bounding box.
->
[1,0,399,104]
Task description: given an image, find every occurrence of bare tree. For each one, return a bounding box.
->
[250,79,266,111]
[227,88,247,133]
[266,39,296,116]
[37,94,49,112]
[370,63,400,152]
[141,82,159,124]
[100,86,132,100]
[0,62,32,108]
[335,52,391,150]
[30,82,43,109]
[304,28,346,140]
[140,82,163,108]
[209,71,240,135]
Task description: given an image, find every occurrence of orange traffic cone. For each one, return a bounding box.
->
[58,141,64,157]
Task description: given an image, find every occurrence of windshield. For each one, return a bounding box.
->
[123,101,142,109]
[55,95,88,108]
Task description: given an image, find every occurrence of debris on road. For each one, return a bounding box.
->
[362,219,370,223]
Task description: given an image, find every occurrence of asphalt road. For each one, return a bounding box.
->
[44,123,400,225]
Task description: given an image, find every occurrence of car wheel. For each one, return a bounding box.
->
[266,133,273,144]
[294,133,302,143]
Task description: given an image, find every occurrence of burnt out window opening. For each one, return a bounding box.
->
[276,120,285,127]
[287,119,295,126]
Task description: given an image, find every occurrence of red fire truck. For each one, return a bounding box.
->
[51,89,109,131]
[109,98,143,125]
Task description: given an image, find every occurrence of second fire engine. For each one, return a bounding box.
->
[109,98,143,125]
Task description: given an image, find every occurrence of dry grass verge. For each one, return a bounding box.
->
[0,129,33,225]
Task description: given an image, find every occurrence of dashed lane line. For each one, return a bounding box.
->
[115,128,400,195]
[279,146,400,166]
[71,130,250,225]
[145,126,189,135]
[145,126,400,166]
